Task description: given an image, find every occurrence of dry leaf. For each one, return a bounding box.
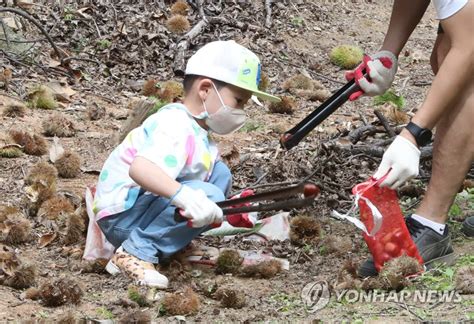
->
[46,58,61,68]
[45,82,76,103]
[49,137,65,163]
[39,232,57,248]
[217,142,240,168]
[24,185,40,203]
[2,17,21,30]
[16,1,35,11]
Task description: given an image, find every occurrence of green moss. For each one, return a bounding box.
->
[329,45,363,69]
[373,90,405,109]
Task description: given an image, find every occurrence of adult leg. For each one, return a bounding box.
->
[358,33,473,277]
[416,35,474,224]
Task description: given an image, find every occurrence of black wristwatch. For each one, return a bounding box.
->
[405,121,432,147]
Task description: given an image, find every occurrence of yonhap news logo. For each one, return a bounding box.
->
[301,280,331,313]
[301,280,463,313]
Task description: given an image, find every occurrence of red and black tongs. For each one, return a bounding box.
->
[174,182,320,223]
[280,77,362,150]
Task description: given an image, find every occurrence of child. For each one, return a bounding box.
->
[92,40,280,288]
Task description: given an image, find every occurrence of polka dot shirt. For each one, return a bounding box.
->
[93,103,219,220]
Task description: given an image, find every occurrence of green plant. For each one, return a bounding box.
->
[146,99,168,117]
[96,307,114,320]
[418,255,473,291]
[302,244,313,254]
[318,244,328,255]
[449,189,474,218]
[128,286,149,307]
[63,6,75,21]
[270,293,302,312]
[96,39,112,50]
[419,265,455,291]
[291,16,304,27]
[373,90,405,109]
[72,37,89,53]
[239,121,261,132]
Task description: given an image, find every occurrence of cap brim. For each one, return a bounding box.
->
[236,84,281,102]
[251,89,281,102]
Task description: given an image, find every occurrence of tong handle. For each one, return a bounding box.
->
[217,182,318,208]
[173,183,320,223]
[280,77,361,150]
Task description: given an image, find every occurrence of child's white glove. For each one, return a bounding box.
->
[171,185,223,228]
[345,50,398,101]
[373,135,420,189]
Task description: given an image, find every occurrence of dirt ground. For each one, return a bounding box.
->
[0,1,473,322]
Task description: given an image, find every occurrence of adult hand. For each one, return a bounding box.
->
[373,135,420,189]
[345,50,398,101]
[172,185,223,228]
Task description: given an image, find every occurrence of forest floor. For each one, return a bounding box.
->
[0,1,472,322]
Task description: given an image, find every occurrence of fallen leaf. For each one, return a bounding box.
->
[49,137,65,163]
[2,17,22,30]
[45,82,76,102]
[16,1,34,11]
[39,232,57,248]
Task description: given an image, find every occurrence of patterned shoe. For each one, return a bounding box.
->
[105,246,168,288]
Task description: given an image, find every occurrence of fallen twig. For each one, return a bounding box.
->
[61,56,101,66]
[0,7,63,61]
[173,19,209,75]
[348,125,380,144]
[350,143,433,159]
[265,0,273,28]
[374,109,396,138]
[0,19,11,48]
[196,0,206,19]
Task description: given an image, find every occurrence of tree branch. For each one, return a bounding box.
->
[0,7,63,61]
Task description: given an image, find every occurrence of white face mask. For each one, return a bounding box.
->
[198,83,247,135]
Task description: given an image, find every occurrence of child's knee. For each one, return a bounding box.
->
[209,161,232,195]
[187,181,225,202]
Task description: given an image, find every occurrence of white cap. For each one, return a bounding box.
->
[185,40,280,102]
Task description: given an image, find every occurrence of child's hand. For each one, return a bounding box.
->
[172,185,223,228]
[345,50,398,101]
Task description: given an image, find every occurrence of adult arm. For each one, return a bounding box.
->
[407,1,474,133]
[381,0,431,56]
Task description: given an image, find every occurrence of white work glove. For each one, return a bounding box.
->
[345,50,398,101]
[373,135,420,189]
[171,185,223,228]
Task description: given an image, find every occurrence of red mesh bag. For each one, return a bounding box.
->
[352,178,424,272]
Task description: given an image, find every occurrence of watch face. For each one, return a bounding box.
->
[419,129,432,145]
